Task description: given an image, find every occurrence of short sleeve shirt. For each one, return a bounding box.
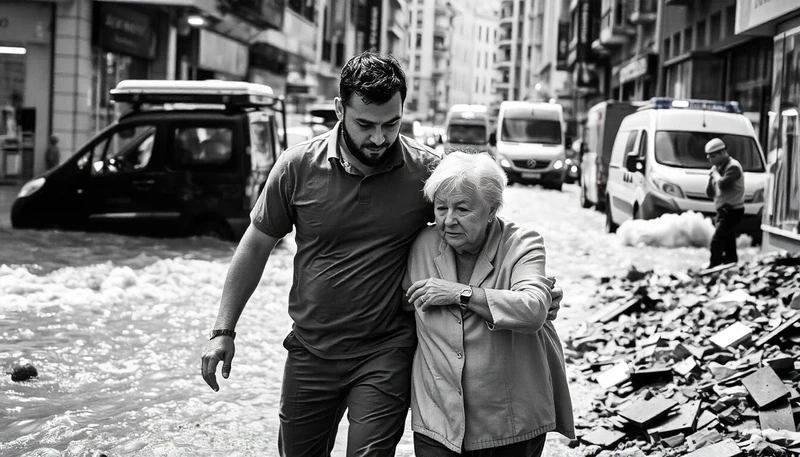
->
[251,123,439,358]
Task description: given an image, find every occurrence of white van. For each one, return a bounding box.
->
[444,104,492,155]
[493,101,569,190]
[604,98,767,241]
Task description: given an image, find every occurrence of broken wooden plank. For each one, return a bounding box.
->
[595,361,630,390]
[674,357,699,377]
[759,400,795,431]
[698,263,737,277]
[618,395,678,428]
[580,428,626,449]
[742,366,791,408]
[589,297,641,324]
[709,322,753,349]
[685,438,743,457]
[631,366,673,388]
[755,312,800,347]
[647,400,701,437]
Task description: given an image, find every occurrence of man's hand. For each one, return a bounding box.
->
[548,276,563,321]
[201,336,235,392]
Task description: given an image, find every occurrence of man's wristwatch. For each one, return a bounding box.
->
[459,286,473,311]
[208,329,236,340]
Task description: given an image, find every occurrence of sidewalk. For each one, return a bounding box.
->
[0,183,22,228]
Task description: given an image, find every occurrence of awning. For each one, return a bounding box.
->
[95,0,219,15]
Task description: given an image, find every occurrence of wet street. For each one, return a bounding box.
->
[0,182,759,456]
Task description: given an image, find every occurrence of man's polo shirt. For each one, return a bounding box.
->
[251,122,439,358]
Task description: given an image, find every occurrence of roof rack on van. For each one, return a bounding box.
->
[110,80,277,108]
[638,97,741,114]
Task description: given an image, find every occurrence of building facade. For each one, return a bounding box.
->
[448,0,500,110]
[735,0,800,252]
[405,0,455,124]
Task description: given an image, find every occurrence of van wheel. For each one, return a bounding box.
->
[193,218,234,241]
[633,206,642,220]
[605,200,618,233]
[551,181,563,192]
[580,182,592,208]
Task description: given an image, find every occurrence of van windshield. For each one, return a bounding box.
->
[501,118,561,144]
[448,125,486,144]
[654,131,764,172]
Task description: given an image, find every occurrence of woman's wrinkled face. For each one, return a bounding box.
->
[434,190,496,255]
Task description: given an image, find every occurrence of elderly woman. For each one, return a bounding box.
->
[404,151,574,456]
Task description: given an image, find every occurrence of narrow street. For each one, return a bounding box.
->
[0,181,759,456]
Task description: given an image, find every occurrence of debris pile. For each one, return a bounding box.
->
[566,252,800,456]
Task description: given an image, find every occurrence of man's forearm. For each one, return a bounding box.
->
[214,226,279,330]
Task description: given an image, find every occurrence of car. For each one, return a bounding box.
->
[492,101,571,191]
[579,100,642,210]
[604,97,767,244]
[11,79,287,241]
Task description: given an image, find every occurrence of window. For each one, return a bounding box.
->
[654,131,764,171]
[610,130,631,167]
[288,0,314,22]
[624,130,638,155]
[663,37,671,59]
[672,32,682,58]
[684,27,693,53]
[696,20,706,48]
[416,33,422,49]
[638,130,648,158]
[501,118,562,144]
[725,6,736,39]
[710,13,721,44]
[172,126,233,167]
[91,124,156,175]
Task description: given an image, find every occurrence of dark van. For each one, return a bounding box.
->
[11,80,286,240]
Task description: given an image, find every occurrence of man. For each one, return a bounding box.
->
[705,137,745,267]
[200,51,439,456]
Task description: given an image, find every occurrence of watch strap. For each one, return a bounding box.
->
[208,329,236,340]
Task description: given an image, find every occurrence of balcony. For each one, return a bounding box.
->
[628,0,657,24]
[495,57,513,69]
[599,3,634,47]
[499,15,514,28]
[498,35,513,48]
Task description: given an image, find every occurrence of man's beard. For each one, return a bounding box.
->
[342,123,393,167]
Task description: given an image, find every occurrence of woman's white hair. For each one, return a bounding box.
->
[423,151,507,210]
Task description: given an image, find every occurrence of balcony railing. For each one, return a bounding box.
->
[628,0,657,24]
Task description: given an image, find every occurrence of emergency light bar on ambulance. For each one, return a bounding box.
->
[110,80,277,107]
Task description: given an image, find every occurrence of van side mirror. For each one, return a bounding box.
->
[624,153,642,172]
[488,132,496,146]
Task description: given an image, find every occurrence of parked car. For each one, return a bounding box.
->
[564,138,582,184]
[492,101,570,191]
[580,100,642,209]
[604,97,767,244]
[11,80,287,241]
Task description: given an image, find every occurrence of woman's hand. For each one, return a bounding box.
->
[407,278,461,312]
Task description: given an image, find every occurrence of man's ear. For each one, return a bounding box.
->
[334,97,345,121]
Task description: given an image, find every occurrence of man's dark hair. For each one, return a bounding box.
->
[339,51,407,107]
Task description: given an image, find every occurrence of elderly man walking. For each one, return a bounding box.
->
[705,137,745,268]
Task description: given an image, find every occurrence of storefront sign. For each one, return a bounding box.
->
[557,20,569,71]
[0,3,52,45]
[619,56,649,83]
[355,0,382,52]
[199,29,249,77]
[218,0,285,30]
[96,4,156,60]
[736,0,800,34]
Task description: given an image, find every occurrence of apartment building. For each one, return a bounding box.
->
[405,0,455,123]
[448,0,500,109]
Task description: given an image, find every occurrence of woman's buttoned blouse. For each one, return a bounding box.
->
[404,217,575,452]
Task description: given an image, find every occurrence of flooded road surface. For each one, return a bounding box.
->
[1,184,760,456]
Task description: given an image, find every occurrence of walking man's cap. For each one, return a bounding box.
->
[705,138,726,154]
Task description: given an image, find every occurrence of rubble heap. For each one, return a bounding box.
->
[566,252,800,457]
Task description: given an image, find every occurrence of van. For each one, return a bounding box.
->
[493,101,569,191]
[11,80,286,241]
[604,98,767,242]
[579,100,642,210]
[444,104,492,155]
